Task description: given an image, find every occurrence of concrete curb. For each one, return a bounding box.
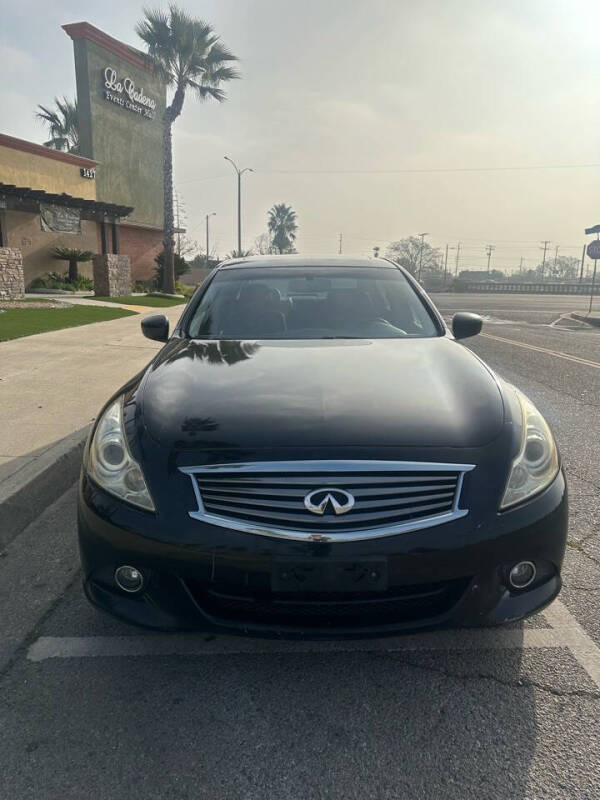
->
[0,425,90,549]
[571,312,600,328]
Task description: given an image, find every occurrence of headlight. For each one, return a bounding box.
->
[500,389,559,510]
[87,397,155,511]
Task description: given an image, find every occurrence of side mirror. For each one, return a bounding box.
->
[452,312,482,340]
[141,314,169,343]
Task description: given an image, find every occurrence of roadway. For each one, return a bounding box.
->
[1,293,599,799]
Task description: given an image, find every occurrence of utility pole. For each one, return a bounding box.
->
[338,233,343,254]
[205,212,216,268]
[443,243,449,285]
[224,156,253,255]
[579,244,586,283]
[454,241,461,276]
[417,232,428,281]
[519,256,524,273]
[485,244,495,275]
[552,245,559,280]
[540,240,550,282]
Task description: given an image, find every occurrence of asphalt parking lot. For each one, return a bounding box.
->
[1,293,600,799]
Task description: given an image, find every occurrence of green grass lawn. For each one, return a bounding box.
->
[0,306,136,342]
[88,294,186,307]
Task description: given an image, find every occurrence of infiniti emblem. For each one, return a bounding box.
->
[304,488,355,516]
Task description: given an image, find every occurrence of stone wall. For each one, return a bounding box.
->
[92,254,131,297]
[0,248,25,298]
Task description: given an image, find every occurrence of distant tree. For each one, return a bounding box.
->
[136,6,239,294]
[36,97,79,153]
[386,237,442,277]
[154,250,189,289]
[225,249,254,259]
[268,204,298,254]
[254,232,274,255]
[458,268,506,282]
[538,255,579,281]
[50,245,93,282]
[190,253,219,269]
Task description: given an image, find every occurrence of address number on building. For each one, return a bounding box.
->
[80,167,96,180]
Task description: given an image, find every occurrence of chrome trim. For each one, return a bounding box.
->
[304,488,355,516]
[508,561,537,590]
[180,460,476,474]
[179,460,475,543]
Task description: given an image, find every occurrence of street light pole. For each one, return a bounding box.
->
[205,212,216,268]
[224,156,253,255]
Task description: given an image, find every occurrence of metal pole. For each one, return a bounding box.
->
[590,237,599,314]
[224,157,253,256]
[206,215,210,268]
[237,171,241,255]
[338,233,343,254]
[579,244,585,283]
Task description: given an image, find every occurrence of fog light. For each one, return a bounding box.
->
[508,561,536,589]
[114,565,144,593]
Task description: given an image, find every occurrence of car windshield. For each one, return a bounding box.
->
[186,266,440,340]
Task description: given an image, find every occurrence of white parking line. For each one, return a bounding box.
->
[25,600,600,689]
[480,332,600,369]
[542,600,600,688]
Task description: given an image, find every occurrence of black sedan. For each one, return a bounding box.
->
[78,256,567,638]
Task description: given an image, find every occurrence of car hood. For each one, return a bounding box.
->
[140,337,504,451]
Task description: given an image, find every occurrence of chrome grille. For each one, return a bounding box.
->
[180,461,474,542]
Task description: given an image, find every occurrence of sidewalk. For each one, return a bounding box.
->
[0,303,185,475]
[25,293,167,314]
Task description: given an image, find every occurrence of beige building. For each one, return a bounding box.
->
[0,133,132,284]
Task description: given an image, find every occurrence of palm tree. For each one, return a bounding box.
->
[50,245,94,283]
[267,204,298,254]
[136,6,239,294]
[36,97,79,153]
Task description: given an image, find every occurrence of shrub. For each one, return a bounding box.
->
[175,281,195,299]
[154,251,189,289]
[27,276,48,290]
[27,272,94,292]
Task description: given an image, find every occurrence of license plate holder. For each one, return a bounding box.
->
[271,558,388,593]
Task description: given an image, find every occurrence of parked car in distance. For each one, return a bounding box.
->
[78,256,567,638]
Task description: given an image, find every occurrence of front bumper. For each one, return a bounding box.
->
[78,470,568,639]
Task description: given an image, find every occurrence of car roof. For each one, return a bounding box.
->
[217,255,398,270]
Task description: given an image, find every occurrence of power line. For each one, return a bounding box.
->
[179,162,600,184]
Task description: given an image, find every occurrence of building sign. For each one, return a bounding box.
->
[40,204,81,234]
[102,67,157,120]
[80,167,96,179]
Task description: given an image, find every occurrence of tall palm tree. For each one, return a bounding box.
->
[268,204,298,254]
[136,6,239,294]
[36,97,79,153]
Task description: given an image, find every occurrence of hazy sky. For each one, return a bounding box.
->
[2,0,599,271]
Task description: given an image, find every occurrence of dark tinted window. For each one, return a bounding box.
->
[187,266,440,339]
